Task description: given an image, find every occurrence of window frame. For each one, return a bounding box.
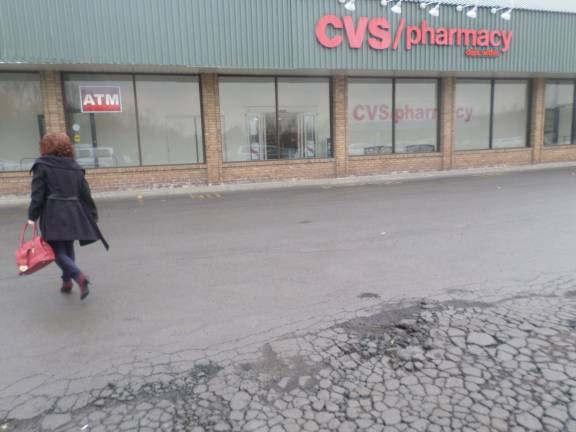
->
[61,72,206,168]
[347,77,441,156]
[455,78,532,151]
[218,74,334,163]
[544,79,576,147]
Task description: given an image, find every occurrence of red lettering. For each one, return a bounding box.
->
[501,31,513,52]
[368,18,390,50]
[315,15,343,48]
[490,31,501,48]
[406,25,422,50]
[477,30,489,47]
[421,20,435,45]
[405,105,414,120]
[379,105,389,121]
[456,29,463,46]
[449,28,458,46]
[435,28,448,46]
[465,48,501,58]
[315,15,512,55]
[353,105,365,121]
[367,105,378,120]
[343,16,369,49]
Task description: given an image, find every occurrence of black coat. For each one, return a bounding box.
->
[28,156,109,249]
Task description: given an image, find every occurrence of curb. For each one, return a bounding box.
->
[2,161,576,208]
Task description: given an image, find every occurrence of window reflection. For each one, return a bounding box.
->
[455,79,529,150]
[64,74,140,168]
[347,78,438,155]
[545,81,575,146]
[0,73,43,172]
[220,77,332,162]
[277,78,332,159]
[493,81,528,149]
[348,79,393,156]
[454,81,491,150]
[136,75,204,165]
[220,77,276,162]
[395,80,438,154]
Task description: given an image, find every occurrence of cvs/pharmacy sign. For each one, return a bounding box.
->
[315,16,513,55]
[80,86,122,113]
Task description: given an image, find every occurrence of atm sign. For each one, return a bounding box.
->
[80,86,122,113]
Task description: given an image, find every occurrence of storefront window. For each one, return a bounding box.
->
[220,77,275,162]
[545,81,575,145]
[455,79,529,150]
[136,75,204,165]
[277,78,331,159]
[64,74,140,168]
[395,80,438,153]
[347,78,438,155]
[348,79,393,156]
[65,74,204,168]
[454,81,491,150]
[220,77,332,162]
[493,81,528,149]
[0,73,43,171]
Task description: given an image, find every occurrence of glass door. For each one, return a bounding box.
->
[246,113,267,161]
[278,112,298,159]
[302,113,317,158]
[68,112,99,168]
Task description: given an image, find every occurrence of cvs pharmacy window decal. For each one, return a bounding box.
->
[80,86,122,113]
[351,104,474,123]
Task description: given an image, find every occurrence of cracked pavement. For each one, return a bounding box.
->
[2,168,576,431]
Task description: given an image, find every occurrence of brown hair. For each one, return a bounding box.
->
[39,133,75,158]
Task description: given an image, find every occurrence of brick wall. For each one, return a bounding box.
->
[0,171,30,196]
[222,159,336,183]
[453,149,533,169]
[84,165,208,192]
[40,71,66,134]
[530,78,545,164]
[440,77,455,170]
[541,146,576,163]
[349,154,443,176]
[332,76,348,177]
[201,73,223,185]
[1,166,209,196]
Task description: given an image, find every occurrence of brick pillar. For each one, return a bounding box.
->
[440,77,456,170]
[332,75,348,178]
[201,73,223,184]
[40,71,66,134]
[530,78,545,164]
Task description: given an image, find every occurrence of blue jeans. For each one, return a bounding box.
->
[48,241,80,282]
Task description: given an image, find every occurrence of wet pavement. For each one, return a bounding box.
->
[1,168,576,431]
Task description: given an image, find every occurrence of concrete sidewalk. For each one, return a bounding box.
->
[2,160,576,207]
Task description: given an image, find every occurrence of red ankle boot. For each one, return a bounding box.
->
[75,273,91,300]
[61,280,73,294]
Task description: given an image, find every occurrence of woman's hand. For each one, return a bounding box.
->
[27,220,35,225]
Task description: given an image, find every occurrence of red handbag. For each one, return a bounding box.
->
[15,223,55,276]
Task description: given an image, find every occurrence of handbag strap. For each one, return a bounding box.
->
[19,223,38,247]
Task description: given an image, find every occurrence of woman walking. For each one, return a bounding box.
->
[28,133,108,300]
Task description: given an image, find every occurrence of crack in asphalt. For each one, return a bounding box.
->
[2,275,576,431]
